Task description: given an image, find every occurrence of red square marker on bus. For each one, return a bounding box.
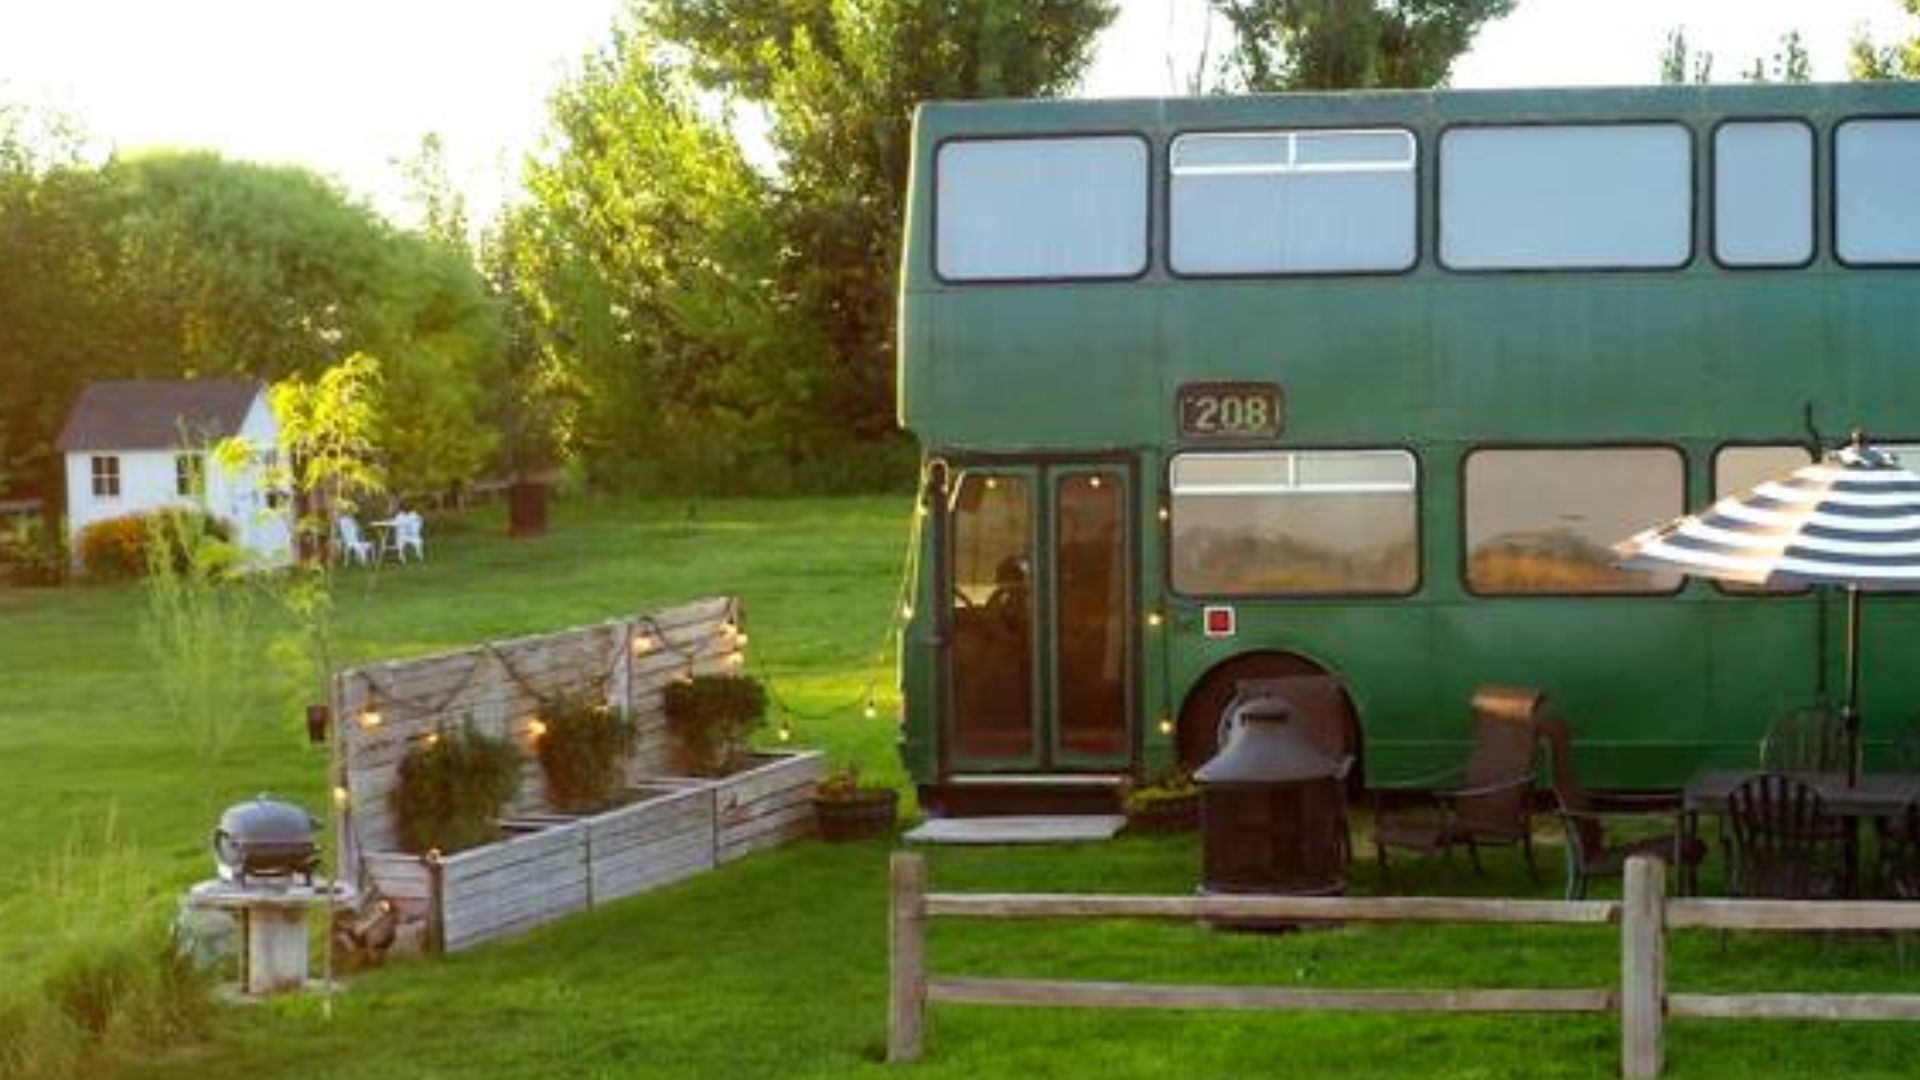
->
[1203,605,1235,638]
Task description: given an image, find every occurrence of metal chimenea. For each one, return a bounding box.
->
[1195,684,1353,900]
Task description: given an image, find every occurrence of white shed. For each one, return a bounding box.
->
[56,379,292,567]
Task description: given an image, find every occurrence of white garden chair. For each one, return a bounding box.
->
[386,511,425,563]
[335,515,374,567]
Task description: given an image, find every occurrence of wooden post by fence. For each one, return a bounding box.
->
[889,852,928,1063]
[1621,855,1666,1080]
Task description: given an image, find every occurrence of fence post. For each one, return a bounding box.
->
[1622,855,1666,1079]
[889,851,928,1063]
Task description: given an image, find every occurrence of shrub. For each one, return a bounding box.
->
[0,515,65,586]
[393,722,523,855]
[78,509,233,580]
[533,692,638,813]
[663,674,767,777]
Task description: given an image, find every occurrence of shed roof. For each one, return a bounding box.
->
[56,379,264,452]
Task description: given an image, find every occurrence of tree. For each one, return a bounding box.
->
[1658,27,1714,84]
[1852,0,1920,79]
[0,148,503,503]
[1742,30,1811,83]
[520,1,1116,488]
[1213,0,1515,92]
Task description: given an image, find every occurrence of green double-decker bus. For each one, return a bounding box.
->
[894,83,1920,812]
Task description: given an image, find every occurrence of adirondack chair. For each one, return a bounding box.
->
[335,515,374,567]
[384,511,425,562]
[1724,772,1847,900]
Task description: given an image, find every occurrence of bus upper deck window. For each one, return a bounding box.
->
[1170,128,1416,276]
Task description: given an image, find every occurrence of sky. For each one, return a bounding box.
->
[0,0,1913,227]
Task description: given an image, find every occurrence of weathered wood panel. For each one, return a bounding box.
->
[713,751,823,864]
[335,597,743,876]
[926,978,1616,1014]
[921,892,1620,925]
[439,822,590,953]
[586,786,717,902]
[1667,993,1920,1021]
[1667,898,1920,932]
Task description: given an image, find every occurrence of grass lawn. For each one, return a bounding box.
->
[5,494,1920,1078]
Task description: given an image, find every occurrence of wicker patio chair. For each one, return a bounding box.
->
[1724,772,1848,900]
[1538,713,1697,900]
[1370,685,1541,882]
[1759,702,1848,773]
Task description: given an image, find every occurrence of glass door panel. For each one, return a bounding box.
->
[1052,470,1131,761]
[948,471,1037,765]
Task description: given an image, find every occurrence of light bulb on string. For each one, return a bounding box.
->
[864,699,879,720]
[528,718,549,740]
[777,721,793,744]
[357,706,383,731]
[332,785,351,810]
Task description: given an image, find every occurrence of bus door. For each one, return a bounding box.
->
[944,463,1134,772]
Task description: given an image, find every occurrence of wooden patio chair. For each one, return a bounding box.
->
[1724,772,1848,901]
[1759,702,1848,773]
[1370,685,1541,882]
[1538,712,1697,900]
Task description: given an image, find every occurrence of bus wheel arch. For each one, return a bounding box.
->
[1172,650,1366,788]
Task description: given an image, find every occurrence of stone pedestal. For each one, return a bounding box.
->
[187,880,350,996]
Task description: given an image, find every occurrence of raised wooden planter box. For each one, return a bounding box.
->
[359,754,820,954]
[586,782,716,900]
[711,751,825,864]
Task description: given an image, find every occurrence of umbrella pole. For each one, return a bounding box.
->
[1845,586,1863,787]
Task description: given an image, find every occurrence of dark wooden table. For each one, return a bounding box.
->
[1680,770,1920,896]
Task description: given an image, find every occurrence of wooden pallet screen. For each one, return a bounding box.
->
[328,598,824,954]
[332,596,743,879]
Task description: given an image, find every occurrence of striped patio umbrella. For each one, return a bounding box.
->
[1614,436,1920,785]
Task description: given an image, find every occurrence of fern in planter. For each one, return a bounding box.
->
[533,693,638,813]
[393,723,522,855]
[662,675,767,777]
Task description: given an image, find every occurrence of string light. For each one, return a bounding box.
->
[357,707,383,731]
[633,633,656,655]
[777,722,793,743]
[1157,715,1174,736]
[1146,610,1164,629]
[1088,476,1103,489]
[528,718,549,740]
[1157,505,1170,523]
[332,785,351,809]
[901,604,914,620]
[864,699,879,720]
[424,732,441,748]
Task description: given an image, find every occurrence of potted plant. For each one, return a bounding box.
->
[662,674,767,777]
[392,722,522,854]
[533,692,639,813]
[811,765,900,842]
[1125,771,1200,835]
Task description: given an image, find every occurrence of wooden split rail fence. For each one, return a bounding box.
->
[887,853,1920,1078]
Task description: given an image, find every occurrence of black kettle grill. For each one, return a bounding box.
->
[213,795,321,885]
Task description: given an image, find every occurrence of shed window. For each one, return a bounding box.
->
[175,453,205,497]
[1836,119,1920,265]
[1440,124,1692,270]
[1170,128,1417,275]
[1464,447,1685,595]
[935,136,1149,281]
[90,455,120,499]
[1714,122,1814,267]
[1170,450,1418,596]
